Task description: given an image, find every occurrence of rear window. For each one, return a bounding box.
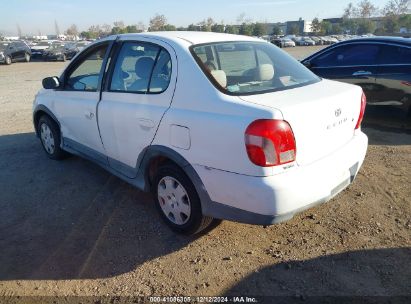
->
[191,41,319,95]
[379,45,411,65]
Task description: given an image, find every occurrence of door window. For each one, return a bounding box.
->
[65,44,108,91]
[110,42,172,94]
[312,44,380,67]
[378,45,411,65]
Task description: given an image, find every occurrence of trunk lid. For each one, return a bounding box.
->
[240,79,362,166]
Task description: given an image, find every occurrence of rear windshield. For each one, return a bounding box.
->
[191,41,320,95]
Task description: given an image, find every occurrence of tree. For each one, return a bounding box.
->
[357,19,376,34]
[66,24,78,36]
[111,26,125,34]
[149,14,167,31]
[126,25,140,33]
[239,23,254,36]
[383,0,410,16]
[187,24,198,31]
[162,24,177,31]
[253,23,267,37]
[357,0,378,18]
[271,24,282,36]
[342,18,359,34]
[101,24,112,35]
[113,21,125,29]
[331,23,344,34]
[321,21,333,35]
[311,18,322,35]
[343,2,358,19]
[211,23,225,33]
[225,25,239,34]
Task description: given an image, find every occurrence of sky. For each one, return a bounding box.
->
[0,0,394,35]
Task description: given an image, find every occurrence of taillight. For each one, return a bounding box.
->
[355,92,367,130]
[245,119,296,167]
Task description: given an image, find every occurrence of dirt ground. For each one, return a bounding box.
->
[0,46,410,302]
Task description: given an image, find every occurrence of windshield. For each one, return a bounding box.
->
[37,42,50,46]
[0,42,9,50]
[191,41,320,95]
[49,43,63,49]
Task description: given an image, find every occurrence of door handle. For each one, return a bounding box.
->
[85,111,95,119]
[352,71,372,76]
[138,118,155,129]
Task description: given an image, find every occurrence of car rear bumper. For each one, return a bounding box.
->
[196,131,368,225]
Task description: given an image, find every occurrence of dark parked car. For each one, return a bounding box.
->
[302,37,411,115]
[30,41,51,59]
[271,38,285,48]
[0,41,31,65]
[43,42,69,61]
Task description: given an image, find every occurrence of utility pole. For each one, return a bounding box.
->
[55,20,60,36]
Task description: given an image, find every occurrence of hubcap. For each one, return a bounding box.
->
[40,123,55,154]
[157,176,191,225]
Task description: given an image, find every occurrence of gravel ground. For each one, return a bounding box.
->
[0,46,410,301]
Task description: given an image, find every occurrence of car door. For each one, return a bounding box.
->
[8,42,19,60]
[98,38,176,178]
[308,43,381,102]
[373,44,411,110]
[52,41,111,164]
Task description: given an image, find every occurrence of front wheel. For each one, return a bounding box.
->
[5,55,11,65]
[153,164,213,235]
[38,116,68,160]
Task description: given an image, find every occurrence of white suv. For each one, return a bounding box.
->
[33,32,368,234]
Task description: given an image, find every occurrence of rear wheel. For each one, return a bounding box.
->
[152,163,213,235]
[38,116,68,160]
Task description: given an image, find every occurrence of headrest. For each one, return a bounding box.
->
[135,57,155,79]
[255,64,275,81]
[210,70,227,88]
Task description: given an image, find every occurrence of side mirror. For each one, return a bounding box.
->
[302,60,312,69]
[42,76,60,90]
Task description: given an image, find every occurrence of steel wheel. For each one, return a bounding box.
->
[157,176,191,225]
[40,122,55,155]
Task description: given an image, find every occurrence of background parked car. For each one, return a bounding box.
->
[42,42,68,61]
[0,41,31,65]
[302,37,411,115]
[30,41,51,59]
[271,38,285,48]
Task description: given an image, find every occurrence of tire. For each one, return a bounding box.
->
[5,55,11,65]
[61,54,66,62]
[24,53,31,62]
[38,115,68,160]
[152,163,213,235]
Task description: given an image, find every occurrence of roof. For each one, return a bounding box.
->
[340,36,411,46]
[116,31,262,47]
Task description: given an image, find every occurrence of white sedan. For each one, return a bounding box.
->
[33,32,368,234]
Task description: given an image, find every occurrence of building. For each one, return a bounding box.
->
[285,18,312,34]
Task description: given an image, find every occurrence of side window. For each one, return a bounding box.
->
[65,44,108,91]
[379,45,411,65]
[149,50,172,93]
[312,44,380,67]
[110,42,172,94]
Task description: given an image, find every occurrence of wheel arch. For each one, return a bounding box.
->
[33,105,60,137]
[140,145,214,214]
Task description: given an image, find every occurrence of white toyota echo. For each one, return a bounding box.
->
[33,32,368,234]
